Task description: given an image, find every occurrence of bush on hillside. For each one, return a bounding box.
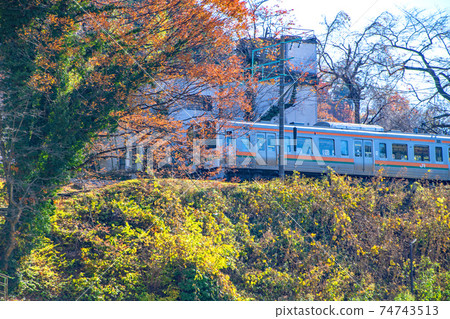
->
[14,174,450,300]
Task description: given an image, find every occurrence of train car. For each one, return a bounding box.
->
[199,120,450,180]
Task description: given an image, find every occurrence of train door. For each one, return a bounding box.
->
[256,132,278,167]
[225,131,236,166]
[354,139,374,175]
[256,133,267,166]
[266,133,277,166]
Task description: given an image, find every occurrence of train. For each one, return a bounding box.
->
[196,120,450,180]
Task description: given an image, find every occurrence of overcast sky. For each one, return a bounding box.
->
[278,0,450,35]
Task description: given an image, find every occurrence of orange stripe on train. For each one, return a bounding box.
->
[375,160,448,169]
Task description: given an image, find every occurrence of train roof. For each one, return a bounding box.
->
[314,121,384,132]
[223,120,450,142]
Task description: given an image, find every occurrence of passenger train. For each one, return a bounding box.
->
[198,120,450,181]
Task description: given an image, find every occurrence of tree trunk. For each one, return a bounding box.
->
[348,86,361,124]
[0,205,22,272]
[0,183,24,271]
[0,204,23,271]
[354,98,361,124]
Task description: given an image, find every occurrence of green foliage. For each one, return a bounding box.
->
[244,268,295,300]
[12,174,450,300]
[394,291,415,301]
[1,0,249,272]
[415,257,443,301]
[0,0,143,272]
[16,238,68,300]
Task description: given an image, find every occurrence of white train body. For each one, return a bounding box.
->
[202,121,450,180]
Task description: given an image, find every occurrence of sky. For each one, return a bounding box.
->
[270,0,449,111]
[278,0,450,35]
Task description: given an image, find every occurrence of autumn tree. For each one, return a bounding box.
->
[317,11,391,124]
[367,92,422,132]
[317,82,354,122]
[370,9,450,132]
[0,0,248,273]
[245,0,296,39]
[85,1,253,176]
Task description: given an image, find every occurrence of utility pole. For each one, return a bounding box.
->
[278,36,285,180]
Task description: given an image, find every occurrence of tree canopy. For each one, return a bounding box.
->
[0,0,249,272]
[316,9,449,131]
[370,9,450,132]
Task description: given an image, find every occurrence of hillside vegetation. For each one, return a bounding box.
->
[13,173,450,300]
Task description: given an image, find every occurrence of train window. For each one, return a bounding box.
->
[119,157,125,170]
[379,143,387,158]
[319,138,335,156]
[414,145,430,162]
[340,140,349,156]
[267,134,276,151]
[243,137,250,150]
[237,136,250,151]
[225,131,232,147]
[256,134,265,151]
[435,147,443,162]
[297,137,312,155]
[285,136,292,153]
[364,141,373,158]
[354,141,362,157]
[392,143,408,160]
[206,140,216,150]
